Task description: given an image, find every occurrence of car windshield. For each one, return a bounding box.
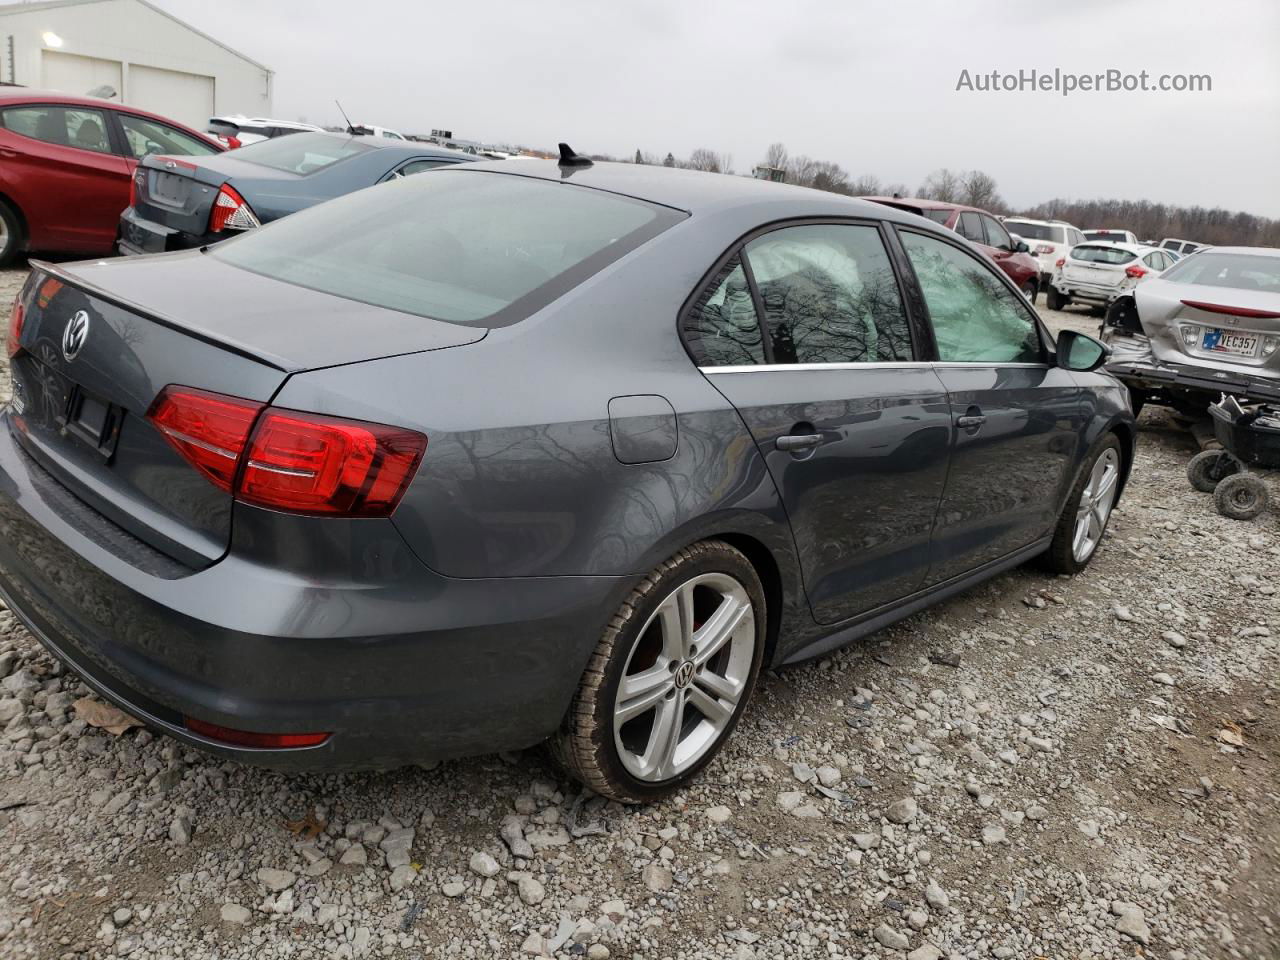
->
[1160,251,1280,292]
[1006,221,1064,243]
[232,132,374,174]
[1070,245,1136,265]
[211,170,684,325]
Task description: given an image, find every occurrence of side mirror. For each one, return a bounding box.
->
[1014,240,1030,253]
[1056,329,1110,372]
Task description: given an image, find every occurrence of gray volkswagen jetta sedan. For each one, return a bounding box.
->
[0,156,1134,801]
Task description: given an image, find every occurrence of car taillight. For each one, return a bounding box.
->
[240,409,426,517]
[209,184,261,233]
[215,134,242,149]
[1035,244,1054,255]
[147,385,426,517]
[148,386,263,491]
[1055,257,1066,268]
[1125,265,1147,278]
[6,296,24,358]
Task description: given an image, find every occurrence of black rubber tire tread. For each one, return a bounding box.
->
[1046,287,1068,311]
[1039,432,1124,575]
[1213,473,1269,521]
[1186,449,1238,493]
[1021,281,1037,305]
[549,539,765,803]
[0,199,24,268]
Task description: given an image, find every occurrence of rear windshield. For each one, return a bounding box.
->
[211,170,685,325]
[1160,251,1280,292]
[922,210,950,225]
[1070,245,1136,264]
[232,132,374,174]
[1006,221,1064,243]
[1083,230,1127,241]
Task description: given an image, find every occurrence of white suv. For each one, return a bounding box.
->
[206,116,324,148]
[1003,218,1084,287]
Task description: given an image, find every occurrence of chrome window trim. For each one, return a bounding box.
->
[701,361,1050,374]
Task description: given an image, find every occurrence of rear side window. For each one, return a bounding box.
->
[212,171,684,326]
[744,224,911,364]
[682,256,765,367]
[1070,245,1136,265]
[233,132,375,174]
[901,231,1042,364]
[1,105,112,154]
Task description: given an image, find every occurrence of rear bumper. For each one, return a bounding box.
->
[1105,353,1280,404]
[1052,278,1130,304]
[0,414,629,770]
[117,207,208,256]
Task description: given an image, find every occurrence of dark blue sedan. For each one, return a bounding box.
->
[117,131,475,255]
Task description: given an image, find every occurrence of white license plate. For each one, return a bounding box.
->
[1202,328,1258,357]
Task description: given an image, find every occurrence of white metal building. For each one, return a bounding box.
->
[0,0,271,129]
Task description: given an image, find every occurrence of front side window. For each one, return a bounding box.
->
[682,256,765,367]
[744,224,912,364]
[118,114,218,158]
[0,105,112,153]
[901,231,1043,364]
[982,216,1011,250]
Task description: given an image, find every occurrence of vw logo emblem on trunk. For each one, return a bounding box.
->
[62,311,90,362]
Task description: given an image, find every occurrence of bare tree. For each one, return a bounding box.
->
[685,148,730,173]
[918,168,962,203]
[786,155,819,188]
[849,174,883,196]
[763,142,789,174]
[960,169,1002,209]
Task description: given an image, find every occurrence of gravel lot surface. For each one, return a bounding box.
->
[0,260,1276,960]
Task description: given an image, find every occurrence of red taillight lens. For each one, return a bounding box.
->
[6,297,23,358]
[1055,257,1066,268]
[184,716,329,749]
[1179,299,1280,320]
[1125,265,1148,278]
[215,134,242,149]
[209,183,261,233]
[147,386,264,491]
[240,409,426,517]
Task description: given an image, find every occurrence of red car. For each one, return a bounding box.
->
[864,197,1043,303]
[0,88,224,265]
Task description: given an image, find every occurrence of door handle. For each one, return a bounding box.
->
[776,433,824,452]
[955,416,986,428]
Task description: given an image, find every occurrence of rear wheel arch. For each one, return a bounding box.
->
[712,531,784,668]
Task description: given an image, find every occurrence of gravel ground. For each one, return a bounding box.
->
[0,259,1276,960]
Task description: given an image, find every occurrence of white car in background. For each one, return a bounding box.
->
[1003,217,1085,287]
[1047,241,1176,312]
[352,124,407,140]
[1082,228,1138,244]
[206,116,324,148]
[1160,238,1204,256]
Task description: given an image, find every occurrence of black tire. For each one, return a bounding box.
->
[1021,280,1038,305]
[1046,287,1068,311]
[1039,433,1124,575]
[551,540,766,803]
[1187,450,1239,492]
[0,199,24,268]
[1214,474,1269,521]
[1128,387,1148,418]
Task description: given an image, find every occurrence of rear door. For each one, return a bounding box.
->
[897,228,1084,581]
[684,221,952,625]
[0,103,129,250]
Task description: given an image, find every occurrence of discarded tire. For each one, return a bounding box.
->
[1213,473,1269,521]
[1186,450,1238,493]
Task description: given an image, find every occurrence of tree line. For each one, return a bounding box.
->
[610,141,1278,247]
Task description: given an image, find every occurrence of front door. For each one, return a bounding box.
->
[897,229,1085,582]
[683,221,952,624]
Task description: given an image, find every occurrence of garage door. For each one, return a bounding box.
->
[41,50,123,97]
[127,65,214,130]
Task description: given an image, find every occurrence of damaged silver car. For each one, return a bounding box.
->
[1102,247,1280,415]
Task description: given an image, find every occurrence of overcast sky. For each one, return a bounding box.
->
[151,0,1280,216]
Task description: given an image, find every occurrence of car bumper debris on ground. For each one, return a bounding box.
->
[0,265,1276,959]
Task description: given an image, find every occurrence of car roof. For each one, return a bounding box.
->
[284,130,474,159]
[862,195,990,216]
[0,87,216,137]
[1073,241,1154,254]
[449,161,957,224]
[1196,246,1280,257]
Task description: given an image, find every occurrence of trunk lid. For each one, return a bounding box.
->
[131,152,298,235]
[9,258,484,567]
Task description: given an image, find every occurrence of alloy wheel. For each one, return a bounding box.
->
[612,572,756,781]
[1072,448,1120,562]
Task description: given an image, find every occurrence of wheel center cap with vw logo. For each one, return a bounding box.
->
[62,310,90,362]
[673,660,695,688]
